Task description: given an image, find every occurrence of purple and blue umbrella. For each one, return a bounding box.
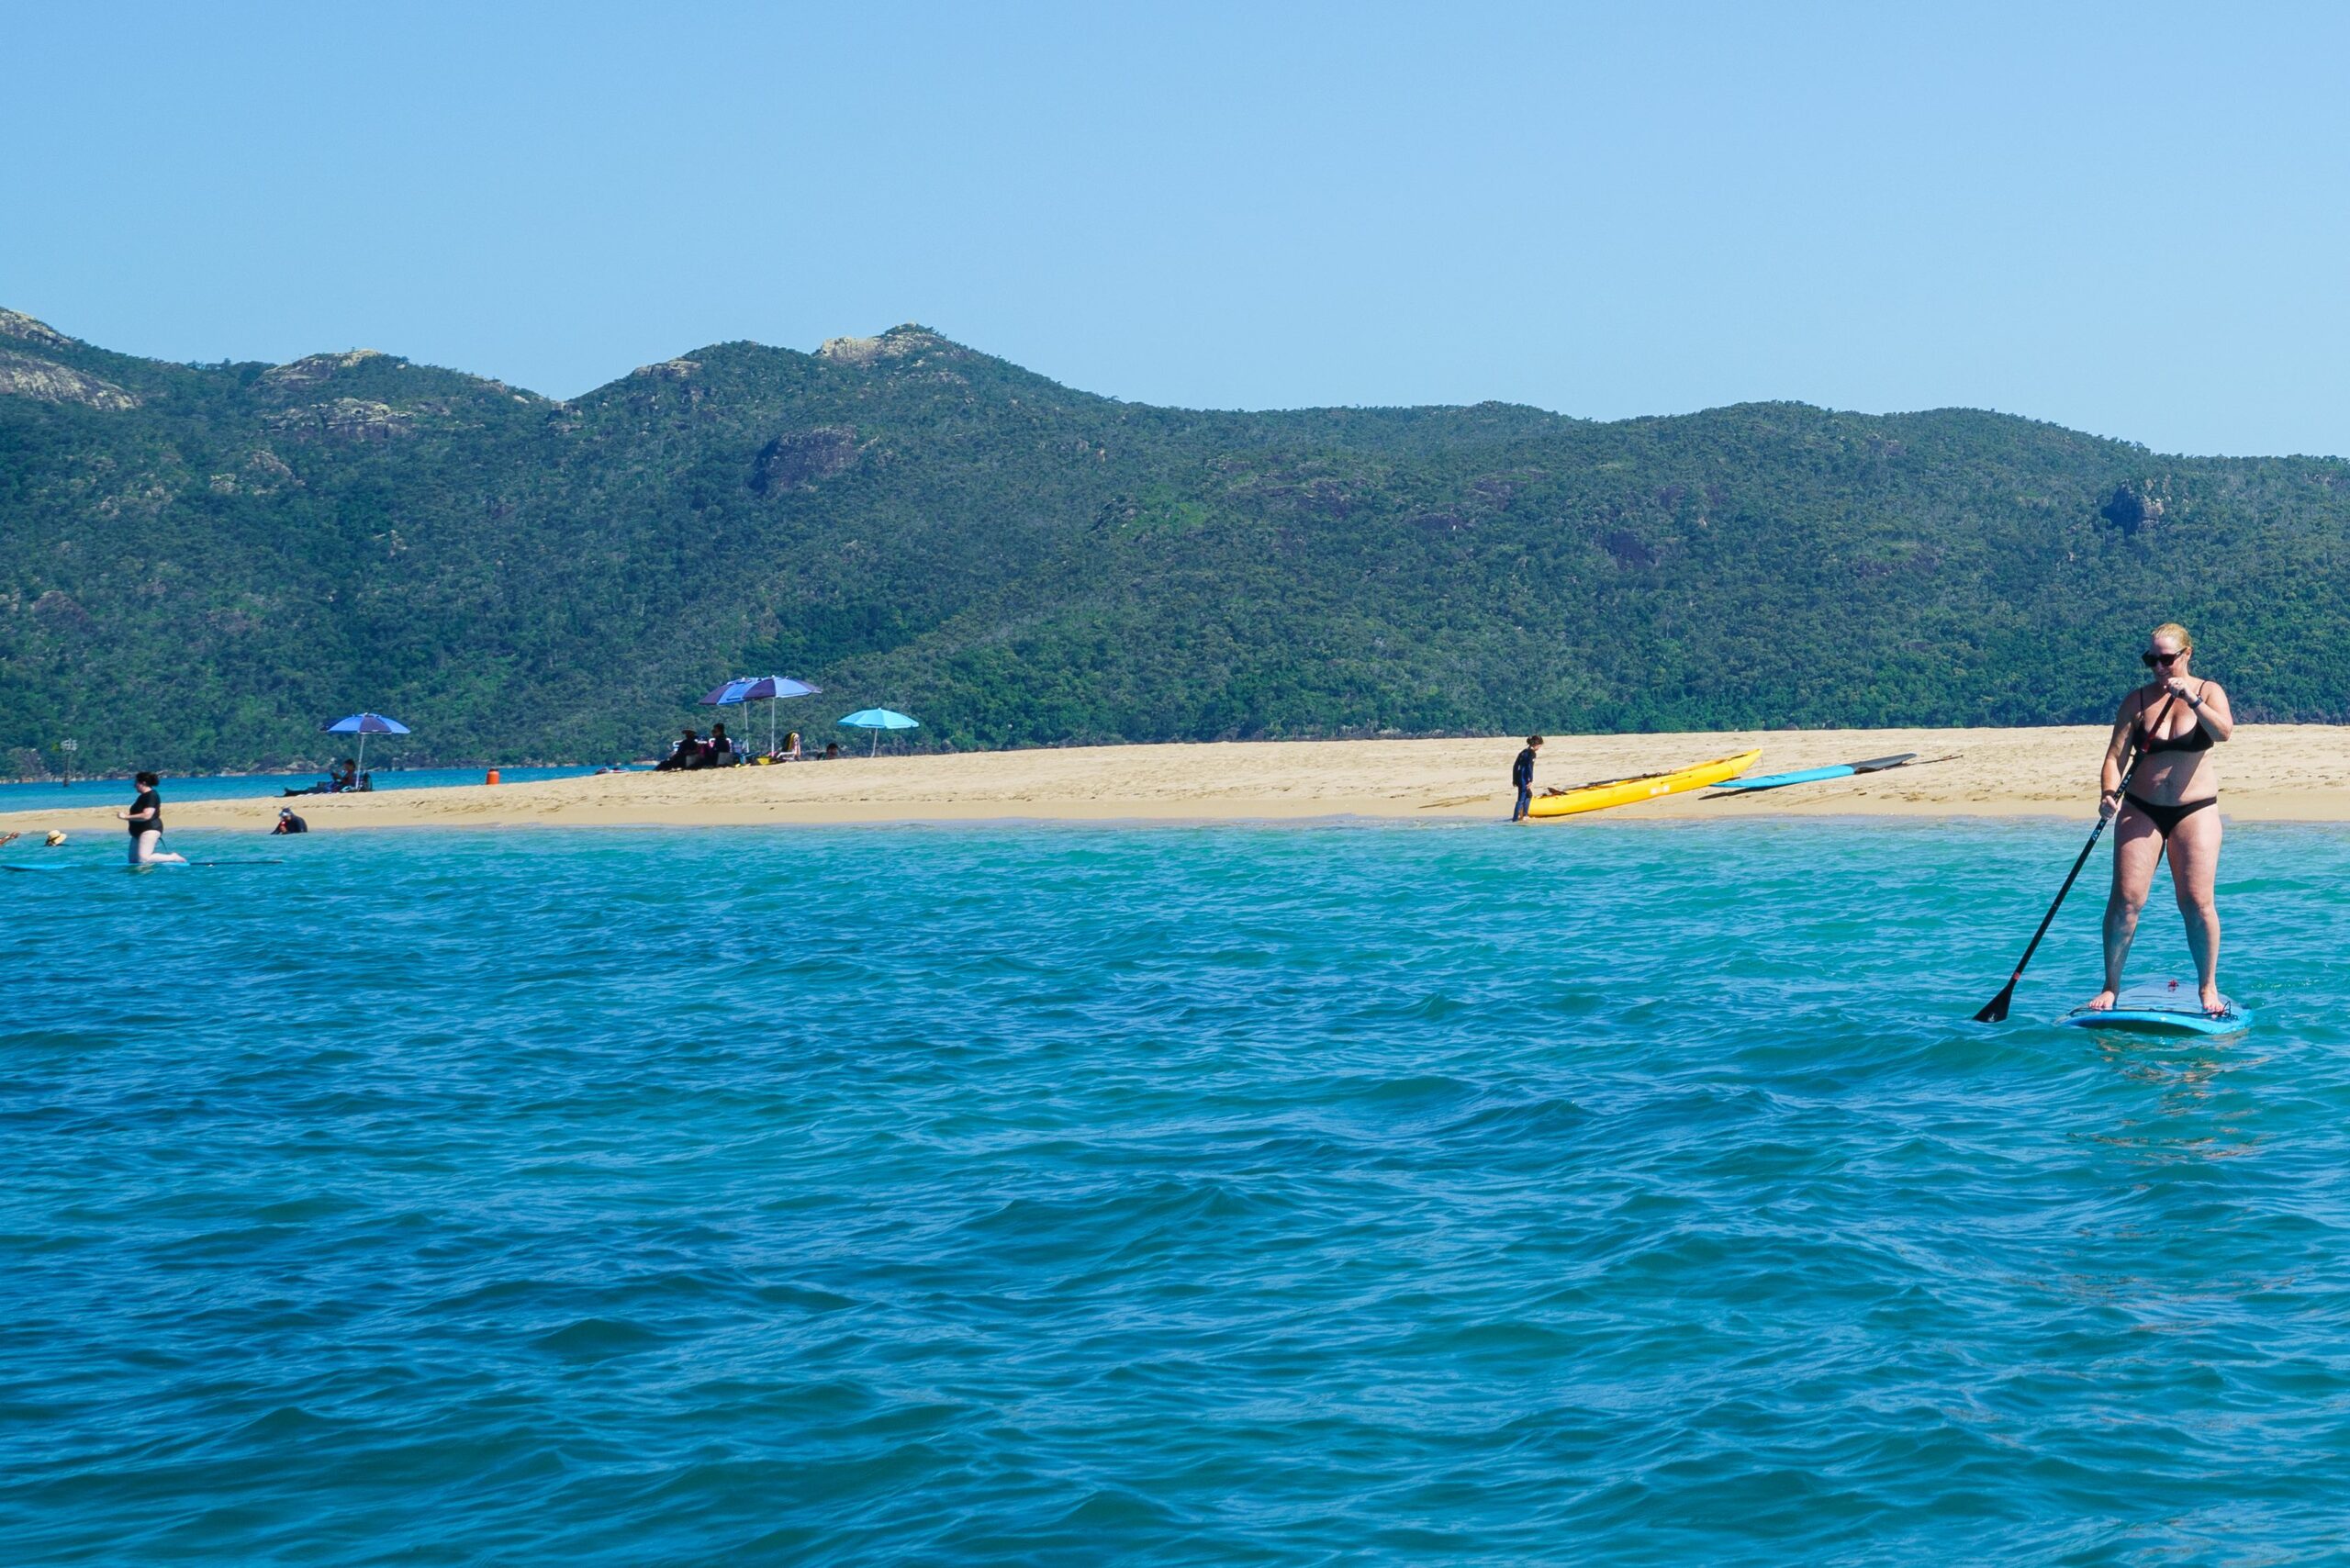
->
[699,678,755,708]
[699,677,823,755]
[741,678,822,755]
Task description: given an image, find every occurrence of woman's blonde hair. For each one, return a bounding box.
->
[2152,622,2193,654]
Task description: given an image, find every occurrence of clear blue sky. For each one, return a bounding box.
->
[8,2,2348,455]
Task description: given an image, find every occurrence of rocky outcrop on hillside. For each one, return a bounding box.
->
[264,398,415,442]
[0,350,139,410]
[0,308,74,352]
[262,350,388,389]
[816,325,959,366]
[2099,481,2169,536]
[750,426,861,493]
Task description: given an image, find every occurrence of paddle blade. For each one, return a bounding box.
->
[1974,984,2015,1024]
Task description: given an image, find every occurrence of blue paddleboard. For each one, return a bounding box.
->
[1710,754,1919,793]
[2057,981,2250,1037]
[2,858,282,873]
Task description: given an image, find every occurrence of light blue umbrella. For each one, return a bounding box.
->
[838,708,918,756]
[321,711,410,774]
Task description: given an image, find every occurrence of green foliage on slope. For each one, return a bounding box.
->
[4,308,2347,777]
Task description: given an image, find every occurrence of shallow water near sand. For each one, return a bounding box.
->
[0,765,618,814]
[6,820,2350,1564]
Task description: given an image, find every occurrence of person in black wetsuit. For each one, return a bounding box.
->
[2088,622,2234,1015]
[1511,735,1543,823]
[118,771,186,865]
[273,809,308,834]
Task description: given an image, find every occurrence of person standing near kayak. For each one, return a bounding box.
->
[2088,622,2232,1015]
[1511,735,1543,822]
[118,771,186,866]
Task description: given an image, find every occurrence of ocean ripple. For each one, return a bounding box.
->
[5,820,2350,1563]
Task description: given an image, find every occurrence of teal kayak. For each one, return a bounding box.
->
[1708,753,1919,793]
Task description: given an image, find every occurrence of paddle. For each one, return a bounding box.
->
[1544,766,1673,797]
[1973,695,2177,1023]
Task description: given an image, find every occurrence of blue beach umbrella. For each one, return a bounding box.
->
[696,678,756,755]
[699,678,755,708]
[838,707,918,756]
[740,677,821,701]
[321,711,410,774]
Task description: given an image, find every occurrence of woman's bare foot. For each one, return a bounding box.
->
[2200,983,2225,1015]
[2086,989,2117,1012]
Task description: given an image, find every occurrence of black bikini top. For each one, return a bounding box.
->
[2136,690,2215,756]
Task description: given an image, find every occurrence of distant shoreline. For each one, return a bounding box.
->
[6,726,2350,834]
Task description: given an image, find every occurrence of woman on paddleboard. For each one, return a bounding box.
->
[2088,622,2232,1014]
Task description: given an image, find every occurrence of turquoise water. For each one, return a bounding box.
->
[0,766,621,815]
[6,821,2350,1564]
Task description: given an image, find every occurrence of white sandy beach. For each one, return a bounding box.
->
[6,725,2349,835]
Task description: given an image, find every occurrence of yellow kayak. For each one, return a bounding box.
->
[1527,749,1762,819]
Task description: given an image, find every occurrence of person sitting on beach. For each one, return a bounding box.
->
[284,759,360,797]
[118,771,186,866]
[1511,734,1543,823]
[273,808,308,834]
[708,722,739,767]
[822,740,840,760]
[656,729,705,771]
[773,730,802,762]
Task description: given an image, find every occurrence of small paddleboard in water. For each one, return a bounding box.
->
[2058,980,2250,1036]
[3,858,284,873]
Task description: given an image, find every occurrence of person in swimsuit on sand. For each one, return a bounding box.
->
[2087,622,2232,1014]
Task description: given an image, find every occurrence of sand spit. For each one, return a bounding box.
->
[6,726,2349,835]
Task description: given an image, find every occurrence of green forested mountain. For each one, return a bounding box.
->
[4,305,2347,776]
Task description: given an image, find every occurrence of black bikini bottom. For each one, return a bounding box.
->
[2123,792,2217,838]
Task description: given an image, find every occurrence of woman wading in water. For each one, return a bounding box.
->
[2089,622,2232,1014]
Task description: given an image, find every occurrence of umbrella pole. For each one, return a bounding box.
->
[357,732,367,777]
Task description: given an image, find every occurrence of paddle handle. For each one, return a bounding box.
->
[1975,693,2177,1021]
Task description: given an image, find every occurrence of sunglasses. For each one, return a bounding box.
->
[2141,651,2183,667]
